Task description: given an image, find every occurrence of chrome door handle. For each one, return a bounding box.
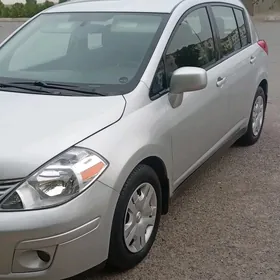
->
[216,77,227,87]
[250,56,257,64]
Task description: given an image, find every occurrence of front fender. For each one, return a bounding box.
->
[78,120,173,195]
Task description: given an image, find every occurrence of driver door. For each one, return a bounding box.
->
[152,6,230,189]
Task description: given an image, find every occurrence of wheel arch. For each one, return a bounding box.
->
[140,156,170,215]
[259,79,268,104]
[93,143,173,215]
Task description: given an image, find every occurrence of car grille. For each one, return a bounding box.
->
[0,179,22,199]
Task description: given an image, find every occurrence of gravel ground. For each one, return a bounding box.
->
[1,21,280,280]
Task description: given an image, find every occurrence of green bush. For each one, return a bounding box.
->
[0,0,55,18]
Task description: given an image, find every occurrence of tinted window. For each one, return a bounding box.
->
[165,7,216,83]
[234,9,249,47]
[0,13,167,95]
[212,6,241,57]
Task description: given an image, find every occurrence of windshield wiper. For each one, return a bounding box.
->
[11,81,107,96]
[0,82,53,94]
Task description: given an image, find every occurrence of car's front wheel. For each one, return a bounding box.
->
[107,164,162,271]
[238,86,266,146]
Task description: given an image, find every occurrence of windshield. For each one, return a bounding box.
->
[0,12,168,95]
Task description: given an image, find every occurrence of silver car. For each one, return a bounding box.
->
[0,0,268,279]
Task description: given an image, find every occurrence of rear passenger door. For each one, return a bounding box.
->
[210,4,256,130]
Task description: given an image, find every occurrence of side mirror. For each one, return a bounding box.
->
[170,67,208,95]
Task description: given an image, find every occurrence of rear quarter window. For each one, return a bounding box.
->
[234,8,249,47]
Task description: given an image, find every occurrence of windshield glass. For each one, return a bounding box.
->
[0,12,168,95]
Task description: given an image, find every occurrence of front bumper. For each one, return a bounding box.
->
[0,180,119,280]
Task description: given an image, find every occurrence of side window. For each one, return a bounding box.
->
[212,6,241,57]
[150,58,166,96]
[165,7,216,84]
[234,9,249,47]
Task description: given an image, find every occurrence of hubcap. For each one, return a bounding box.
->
[136,212,142,223]
[252,96,264,137]
[124,183,157,253]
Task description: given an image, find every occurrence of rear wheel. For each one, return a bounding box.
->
[107,164,162,271]
[238,86,266,146]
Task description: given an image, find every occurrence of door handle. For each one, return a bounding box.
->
[216,77,227,87]
[250,56,257,64]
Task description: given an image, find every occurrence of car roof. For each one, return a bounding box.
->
[45,0,244,15]
[45,0,185,14]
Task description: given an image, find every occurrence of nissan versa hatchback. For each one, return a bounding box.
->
[0,0,268,279]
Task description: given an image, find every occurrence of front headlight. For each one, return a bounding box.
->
[0,147,108,211]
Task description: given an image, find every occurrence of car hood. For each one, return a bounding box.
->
[0,91,126,180]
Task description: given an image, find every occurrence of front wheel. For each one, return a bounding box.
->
[107,164,162,271]
[238,86,266,146]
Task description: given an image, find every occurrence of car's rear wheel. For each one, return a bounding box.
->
[238,86,266,146]
[107,164,162,271]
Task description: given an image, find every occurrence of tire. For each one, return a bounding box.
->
[238,86,266,146]
[107,164,162,271]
